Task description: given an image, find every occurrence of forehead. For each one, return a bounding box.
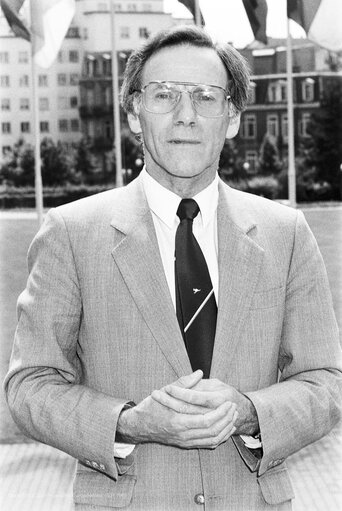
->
[141,45,228,89]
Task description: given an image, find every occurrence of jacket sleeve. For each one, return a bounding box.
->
[3,208,133,480]
[245,210,342,476]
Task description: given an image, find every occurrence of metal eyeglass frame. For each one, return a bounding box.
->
[137,81,231,118]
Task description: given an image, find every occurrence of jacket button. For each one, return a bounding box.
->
[194,493,205,505]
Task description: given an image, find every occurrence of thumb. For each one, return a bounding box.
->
[174,370,203,389]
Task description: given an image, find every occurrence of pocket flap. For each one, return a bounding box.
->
[74,470,137,508]
[257,466,295,505]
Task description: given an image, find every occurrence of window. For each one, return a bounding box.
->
[39,98,49,111]
[0,75,10,87]
[245,151,258,173]
[0,52,9,63]
[248,82,256,104]
[2,122,11,134]
[302,78,314,102]
[58,73,67,86]
[19,74,29,87]
[21,122,30,133]
[70,96,78,108]
[59,119,68,132]
[281,114,288,141]
[127,3,136,10]
[299,113,311,137]
[70,73,79,85]
[98,2,107,10]
[241,114,256,139]
[18,51,28,63]
[1,98,10,111]
[268,81,287,103]
[58,96,68,109]
[20,98,30,110]
[120,26,130,39]
[103,55,111,75]
[69,50,79,63]
[83,28,88,39]
[143,4,152,11]
[40,121,49,133]
[58,50,64,62]
[2,146,11,156]
[38,75,48,87]
[267,114,279,137]
[70,119,79,131]
[139,27,149,38]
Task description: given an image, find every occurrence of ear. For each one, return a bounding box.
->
[226,112,241,139]
[127,112,142,134]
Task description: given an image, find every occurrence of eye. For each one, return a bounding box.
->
[195,89,217,103]
[154,88,175,101]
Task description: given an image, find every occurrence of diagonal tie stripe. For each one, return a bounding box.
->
[184,288,214,333]
[175,199,217,378]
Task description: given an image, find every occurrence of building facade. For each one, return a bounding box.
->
[238,41,342,173]
[0,0,189,157]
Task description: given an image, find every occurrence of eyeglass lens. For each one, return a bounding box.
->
[143,82,227,117]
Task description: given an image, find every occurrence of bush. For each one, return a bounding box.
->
[0,184,114,209]
[225,176,280,199]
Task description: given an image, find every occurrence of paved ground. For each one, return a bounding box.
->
[0,206,341,510]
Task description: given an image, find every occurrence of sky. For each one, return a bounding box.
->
[164,0,306,48]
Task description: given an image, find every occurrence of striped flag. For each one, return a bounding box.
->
[242,0,268,44]
[287,0,342,52]
[1,0,75,68]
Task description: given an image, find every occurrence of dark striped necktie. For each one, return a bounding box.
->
[175,198,217,379]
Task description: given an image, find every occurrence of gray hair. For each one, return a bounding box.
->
[120,25,250,117]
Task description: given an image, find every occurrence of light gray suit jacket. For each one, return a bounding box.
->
[4,176,342,510]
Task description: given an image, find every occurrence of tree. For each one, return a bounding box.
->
[73,137,99,184]
[257,134,282,176]
[303,82,342,197]
[120,129,144,183]
[40,138,70,186]
[0,139,34,186]
[219,137,243,181]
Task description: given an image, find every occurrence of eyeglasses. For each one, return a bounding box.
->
[138,81,231,118]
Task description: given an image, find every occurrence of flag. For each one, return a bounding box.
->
[1,0,75,68]
[287,0,342,52]
[242,0,268,44]
[178,0,205,26]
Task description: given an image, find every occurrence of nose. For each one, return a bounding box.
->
[173,90,197,126]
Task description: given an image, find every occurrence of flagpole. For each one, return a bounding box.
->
[194,0,201,26]
[30,41,44,226]
[110,0,123,187]
[286,17,296,207]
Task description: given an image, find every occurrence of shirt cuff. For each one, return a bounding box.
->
[114,442,135,459]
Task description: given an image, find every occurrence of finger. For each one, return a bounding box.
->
[181,401,236,431]
[151,389,210,415]
[181,403,237,442]
[173,370,204,389]
[164,385,227,408]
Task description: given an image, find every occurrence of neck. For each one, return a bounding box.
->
[145,167,218,198]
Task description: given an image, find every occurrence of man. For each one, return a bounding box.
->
[4,26,342,511]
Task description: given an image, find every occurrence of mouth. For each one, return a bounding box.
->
[168,139,201,145]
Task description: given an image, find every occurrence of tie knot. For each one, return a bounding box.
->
[177,199,200,221]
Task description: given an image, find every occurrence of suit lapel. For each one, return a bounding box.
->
[110,177,191,378]
[211,182,264,381]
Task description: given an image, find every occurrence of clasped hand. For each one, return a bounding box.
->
[117,370,256,450]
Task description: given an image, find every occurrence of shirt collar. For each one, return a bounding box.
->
[141,167,219,229]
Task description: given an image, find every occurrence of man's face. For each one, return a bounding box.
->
[128,45,231,195]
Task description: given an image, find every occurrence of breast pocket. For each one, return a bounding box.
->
[74,467,137,509]
[250,286,285,310]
